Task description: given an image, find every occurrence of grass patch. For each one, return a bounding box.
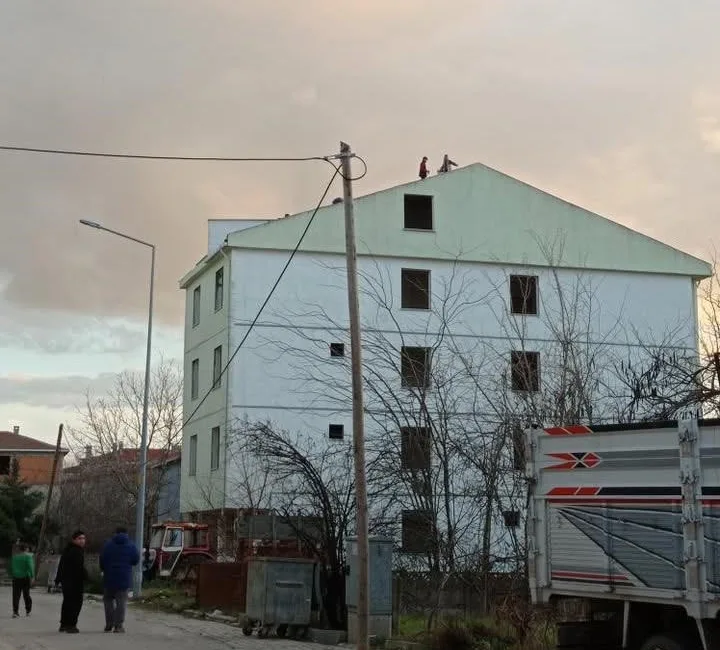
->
[133,582,196,614]
[396,612,555,650]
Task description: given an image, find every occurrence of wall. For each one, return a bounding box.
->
[181,252,231,514]
[201,245,700,563]
[155,460,181,522]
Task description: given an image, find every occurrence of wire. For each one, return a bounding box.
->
[182,162,343,430]
[0,144,369,180]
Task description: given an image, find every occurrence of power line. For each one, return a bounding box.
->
[0,144,328,163]
[0,144,369,180]
[182,162,343,430]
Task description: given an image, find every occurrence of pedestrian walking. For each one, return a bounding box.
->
[419,156,430,179]
[100,526,139,633]
[55,530,88,633]
[10,543,34,618]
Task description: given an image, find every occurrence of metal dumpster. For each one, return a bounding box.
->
[241,557,315,639]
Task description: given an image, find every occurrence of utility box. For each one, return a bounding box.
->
[243,557,315,638]
[346,537,393,642]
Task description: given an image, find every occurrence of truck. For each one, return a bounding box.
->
[526,418,720,650]
[143,521,214,583]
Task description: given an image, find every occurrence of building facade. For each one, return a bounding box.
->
[0,427,67,494]
[179,163,710,562]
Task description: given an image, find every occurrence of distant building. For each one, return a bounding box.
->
[0,426,67,496]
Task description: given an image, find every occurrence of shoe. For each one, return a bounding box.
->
[59,626,67,632]
[66,627,79,634]
[114,626,126,634]
[105,625,113,632]
[12,613,19,619]
[26,611,31,617]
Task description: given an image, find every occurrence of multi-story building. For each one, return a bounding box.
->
[178,162,710,561]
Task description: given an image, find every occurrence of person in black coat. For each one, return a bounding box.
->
[55,530,88,633]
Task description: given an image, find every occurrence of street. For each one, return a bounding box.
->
[0,587,324,650]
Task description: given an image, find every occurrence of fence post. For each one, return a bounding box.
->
[392,573,400,637]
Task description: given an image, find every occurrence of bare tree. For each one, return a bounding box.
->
[616,261,720,420]
[59,357,183,545]
[230,419,355,630]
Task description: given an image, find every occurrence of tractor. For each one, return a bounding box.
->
[143,521,215,584]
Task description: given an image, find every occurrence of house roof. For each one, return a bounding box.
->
[209,162,710,280]
[0,431,68,454]
[78,448,171,466]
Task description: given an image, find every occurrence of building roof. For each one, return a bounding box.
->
[0,431,68,454]
[182,162,709,282]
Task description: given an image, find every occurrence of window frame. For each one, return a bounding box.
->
[403,194,434,231]
[192,286,201,327]
[401,509,433,553]
[401,346,431,389]
[214,267,224,312]
[188,435,198,477]
[400,426,431,471]
[212,345,222,390]
[509,275,539,316]
[401,268,431,310]
[328,424,344,440]
[191,358,199,400]
[210,426,220,471]
[0,455,10,476]
[510,350,540,392]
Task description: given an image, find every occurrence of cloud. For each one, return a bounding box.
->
[0,0,719,333]
[0,373,118,409]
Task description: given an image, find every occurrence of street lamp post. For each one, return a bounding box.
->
[79,219,155,599]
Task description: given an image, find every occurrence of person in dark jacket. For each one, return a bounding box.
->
[100,527,139,633]
[55,530,88,633]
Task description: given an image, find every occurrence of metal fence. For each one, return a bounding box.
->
[196,562,248,612]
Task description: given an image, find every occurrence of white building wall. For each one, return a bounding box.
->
[216,246,698,554]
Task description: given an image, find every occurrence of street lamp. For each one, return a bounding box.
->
[79,219,155,599]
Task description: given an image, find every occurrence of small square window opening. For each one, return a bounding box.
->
[330,343,345,357]
[328,424,344,440]
[404,194,433,230]
[510,351,540,392]
[401,269,431,309]
[510,275,538,315]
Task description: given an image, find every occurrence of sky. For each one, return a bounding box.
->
[1,1,719,444]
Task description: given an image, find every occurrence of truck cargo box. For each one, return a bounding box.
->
[526,418,720,622]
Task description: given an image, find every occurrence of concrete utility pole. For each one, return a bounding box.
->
[35,423,64,579]
[339,141,370,650]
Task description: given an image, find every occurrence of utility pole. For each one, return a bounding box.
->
[339,141,370,650]
[35,423,64,579]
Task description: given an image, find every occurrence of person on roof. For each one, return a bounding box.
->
[438,154,458,173]
[419,156,429,179]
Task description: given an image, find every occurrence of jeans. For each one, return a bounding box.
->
[60,588,83,628]
[103,588,128,629]
[12,578,32,615]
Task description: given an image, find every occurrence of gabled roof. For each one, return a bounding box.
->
[0,431,68,454]
[223,162,710,278]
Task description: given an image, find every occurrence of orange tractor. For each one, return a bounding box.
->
[143,521,215,583]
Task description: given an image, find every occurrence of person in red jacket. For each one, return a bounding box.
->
[418,156,429,179]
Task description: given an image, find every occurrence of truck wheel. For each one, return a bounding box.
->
[640,634,700,650]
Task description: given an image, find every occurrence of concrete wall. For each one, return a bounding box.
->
[181,252,230,514]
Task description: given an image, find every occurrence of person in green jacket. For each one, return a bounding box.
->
[10,543,34,618]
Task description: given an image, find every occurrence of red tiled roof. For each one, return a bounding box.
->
[78,448,174,466]
[0,431,68,453]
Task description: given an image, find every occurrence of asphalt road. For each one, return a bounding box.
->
[0,587,324,650]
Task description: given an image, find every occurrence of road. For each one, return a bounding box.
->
[0,587,326,650]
